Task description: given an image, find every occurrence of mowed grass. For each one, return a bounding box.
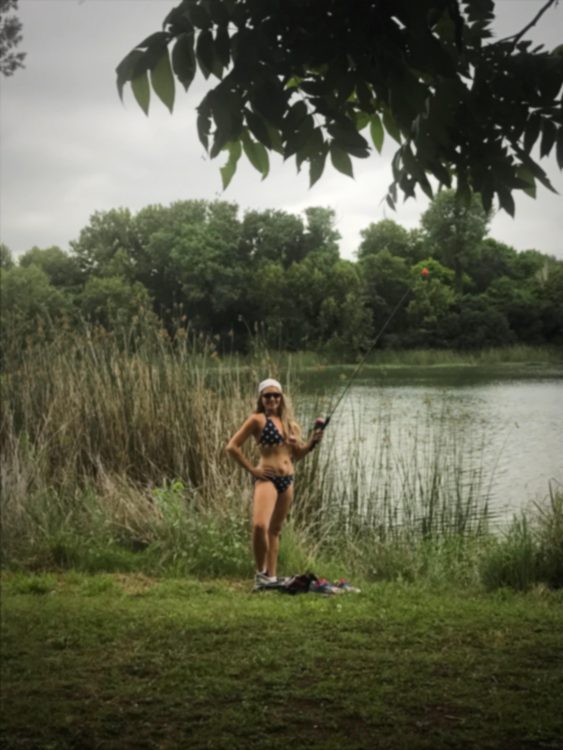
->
[2,573,563,750]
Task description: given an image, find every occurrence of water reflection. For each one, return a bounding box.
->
[298,372,563,524]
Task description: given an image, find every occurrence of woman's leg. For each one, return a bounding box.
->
[266,486,293,578]
[252,480,278,574]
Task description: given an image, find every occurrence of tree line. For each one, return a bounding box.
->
[1,190,562,356]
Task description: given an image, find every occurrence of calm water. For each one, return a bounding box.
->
[298,368,563,525]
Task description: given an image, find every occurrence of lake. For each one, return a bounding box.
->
[297,366,563,528]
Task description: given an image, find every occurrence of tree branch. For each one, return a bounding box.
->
[497,0,559,48]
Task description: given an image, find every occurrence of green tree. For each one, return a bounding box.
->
[0,265,70,346]
[421,189,489,293]
[406,259,456,345]
[0,243,14,269]
[70,208,139,279]
[80,276,153,330]
[485,277,544,343]
[318,260,372,355]
[303,207,340,263]
[133,200,230,317]
[512,248,553,282]
[471,239,518,293]
[249,260,287,348]
[19,246,83,289]
[438,295,513,348]
[538,261,563,343]
[117,0,563,213]
[241,209,305,268]
[359,249,411,346]
[357,220,412,262]
[166,201,249,337]
[0,0,25,77]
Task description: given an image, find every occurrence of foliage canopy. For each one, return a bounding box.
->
[3,196,562,354]
[0,0,25,76]
[117,0,563,213]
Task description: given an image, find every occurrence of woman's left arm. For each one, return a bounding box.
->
[289,428,323,461]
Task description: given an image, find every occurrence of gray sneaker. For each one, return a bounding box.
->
[254,571,279,591]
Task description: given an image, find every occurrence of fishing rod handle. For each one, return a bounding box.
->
[314,416,330,431]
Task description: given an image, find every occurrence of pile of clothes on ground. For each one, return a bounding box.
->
[254,572,360,595]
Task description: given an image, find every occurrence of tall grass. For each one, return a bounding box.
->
[1,325,252,564]
[1,323,561,589]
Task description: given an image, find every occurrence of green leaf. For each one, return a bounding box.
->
[327,121,369,151]
[309,149,328,187]
[251,78,287,127]
[245,110,272,148]
[370,115,384,153]
[208,0,230,25]
[427,160,452,187]
[196,29,221,79]
[557,127,563,170]
[163,6,194,34]
[284,101,308,132]
[296,128,323,170]
[523,115,541,154]
[242,132,270,178]
[265,124,284,155]
[136,31,169,50]
[355,112,370,131]
[215,26,230,67]
[150,51,175,112]
[284,115,315,158]
[382,107,402,144]
[330,144,354,178]
[540,120,557,159]
[209,90,243,158]
[516,150,558,193]
[116,50,145,100]
[197,95,212,151]
[187,3,211,29]
[171,33,196,91]
[516,166,536,198]
[497,187,515,217]
[131,70,150,115]
[220,140,242,190]
[210,90,235,136]
[285,76,304,89]
[355,80,373,111]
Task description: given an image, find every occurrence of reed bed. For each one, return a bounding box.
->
[1,324,561,589]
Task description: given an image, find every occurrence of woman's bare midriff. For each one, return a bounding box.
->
[257,444,294,476]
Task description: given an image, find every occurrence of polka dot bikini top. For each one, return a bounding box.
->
[259,417,285,446]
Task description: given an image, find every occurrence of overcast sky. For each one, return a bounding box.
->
[1,0,562,262]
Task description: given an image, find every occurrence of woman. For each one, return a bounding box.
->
[226,378,324,589]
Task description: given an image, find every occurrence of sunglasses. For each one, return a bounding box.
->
[262,392,282,400]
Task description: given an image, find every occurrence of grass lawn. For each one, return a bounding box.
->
[1,572,563,750]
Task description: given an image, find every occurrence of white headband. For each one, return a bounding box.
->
[258,378,282,395]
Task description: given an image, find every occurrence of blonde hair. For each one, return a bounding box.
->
[255,390,302,441]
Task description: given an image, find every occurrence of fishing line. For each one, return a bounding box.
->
[311,268,429,435]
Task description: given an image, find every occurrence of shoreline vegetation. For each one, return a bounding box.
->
[1,326,562,592]
[2,329,562,748]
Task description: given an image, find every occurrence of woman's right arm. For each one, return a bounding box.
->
[225,415,262,478]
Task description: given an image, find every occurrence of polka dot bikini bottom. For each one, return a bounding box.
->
[255,474,295,494]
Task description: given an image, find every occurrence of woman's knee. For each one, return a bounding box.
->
[253,520,268,538]
[268,522,283,538]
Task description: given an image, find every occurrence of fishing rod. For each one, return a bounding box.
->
[311,267,429,436]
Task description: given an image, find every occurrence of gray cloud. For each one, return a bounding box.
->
[1,0,561,261]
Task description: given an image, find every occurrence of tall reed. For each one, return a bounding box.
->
[1,324,264,563]
[2,322,559,589]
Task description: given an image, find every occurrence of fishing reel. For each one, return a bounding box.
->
[309,416,330,449]
[313,416,330,431]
